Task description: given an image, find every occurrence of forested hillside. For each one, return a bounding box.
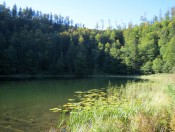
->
[0,3,175,75]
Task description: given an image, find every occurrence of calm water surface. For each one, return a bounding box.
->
[0,77,140,131]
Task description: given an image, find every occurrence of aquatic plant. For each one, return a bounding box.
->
[55,74,175,131]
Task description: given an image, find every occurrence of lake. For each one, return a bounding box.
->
[0,77,140,131]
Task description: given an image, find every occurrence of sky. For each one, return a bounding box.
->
[1,0,175,29]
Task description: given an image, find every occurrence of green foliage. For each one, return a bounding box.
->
[163,36,175,72]
[141,61,152,74]
[73,52,88,75]
[1,2,175,75]
[56,55,65,74]
[57,75,175,131]
[73,45,88,75]
[152,58,163,73]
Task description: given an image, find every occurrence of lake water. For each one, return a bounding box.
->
[0,77,140,131]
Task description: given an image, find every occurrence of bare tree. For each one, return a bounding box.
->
[100,19,104,30]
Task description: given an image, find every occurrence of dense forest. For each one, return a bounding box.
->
[0,2,175,75]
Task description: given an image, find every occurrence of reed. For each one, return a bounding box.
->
[58,74,175,132]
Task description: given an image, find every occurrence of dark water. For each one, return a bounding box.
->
[0,77,140,131]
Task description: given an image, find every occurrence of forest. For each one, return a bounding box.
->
[0,2,175,75]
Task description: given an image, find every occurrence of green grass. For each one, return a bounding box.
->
[58,74,175,132]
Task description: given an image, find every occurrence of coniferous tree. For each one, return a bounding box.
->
[0,2,175,75]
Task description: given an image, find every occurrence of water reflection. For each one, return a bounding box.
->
[0,77,142,131]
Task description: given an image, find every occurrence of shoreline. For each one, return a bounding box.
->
[0,73,172,80]
[0,74,142,79]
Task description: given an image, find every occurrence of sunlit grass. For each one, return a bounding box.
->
[57,74,175,132]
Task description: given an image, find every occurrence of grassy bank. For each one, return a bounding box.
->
[57,74,175,132]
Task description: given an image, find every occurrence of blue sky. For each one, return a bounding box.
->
[2,0,175,29]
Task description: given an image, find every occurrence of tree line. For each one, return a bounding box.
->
[0,2,175,75]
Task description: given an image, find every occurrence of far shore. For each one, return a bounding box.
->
[0,73,171,80]
[0,74,142,79]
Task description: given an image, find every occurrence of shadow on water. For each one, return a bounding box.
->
[0,76,143,131]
